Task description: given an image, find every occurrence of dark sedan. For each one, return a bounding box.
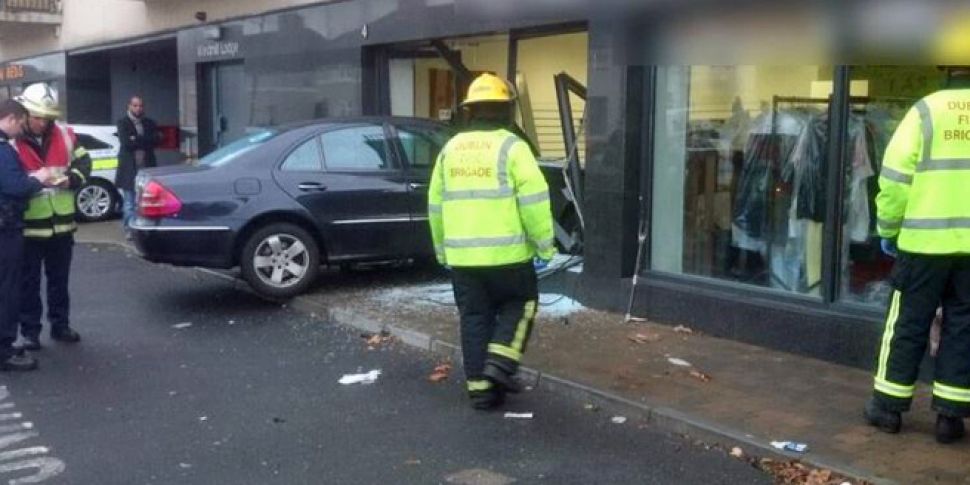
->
[131,117,453,298]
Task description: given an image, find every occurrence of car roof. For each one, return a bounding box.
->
[273,116,451,132]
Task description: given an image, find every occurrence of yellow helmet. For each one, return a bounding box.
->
[15,83,60,119]
[461,73,516,106]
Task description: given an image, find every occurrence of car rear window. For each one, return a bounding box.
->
[200,129,278,167]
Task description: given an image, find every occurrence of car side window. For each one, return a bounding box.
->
[76,133,112,151]
[395,127,449,169]
[280,138,323,171]
[319,125,393,171]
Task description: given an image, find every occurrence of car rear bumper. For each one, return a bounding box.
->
[130,218,236,268]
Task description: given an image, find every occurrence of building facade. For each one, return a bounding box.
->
[3,0,967,369]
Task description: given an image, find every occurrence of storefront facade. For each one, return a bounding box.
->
[6,0,961,368]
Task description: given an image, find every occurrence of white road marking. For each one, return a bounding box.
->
[0,386,66,483]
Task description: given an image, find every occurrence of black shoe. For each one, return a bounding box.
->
[470,390,506,411]
[936,414,966,444]
[0,350,38,372]
[19,337,41,351]
[483,363,522,394]
[50,327,80,343]
[864,398,901,434]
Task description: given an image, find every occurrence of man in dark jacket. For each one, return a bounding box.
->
[0,99,54,371]
[115,96,159,231]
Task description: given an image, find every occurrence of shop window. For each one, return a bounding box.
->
[840,66,948,306]
[320,125,392,171]
[651,66,837,296]
[281,138,323,172]
[513,31,588,162]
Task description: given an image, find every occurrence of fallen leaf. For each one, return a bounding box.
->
[673,325,694,334]
[428,362,452,383]
[689,369,712,382]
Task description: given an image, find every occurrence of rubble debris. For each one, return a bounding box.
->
[689,369,712,382]
[611,416,628,424]
[428,362,452,382]
[628,332,661,344]
[770,441,808,453]
[339,370,381,385]
[667,357,692,367]
[504,412,534,419]
[673,325,694,335]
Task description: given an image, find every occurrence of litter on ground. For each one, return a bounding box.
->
[770,441,809,453]
[504,412,534,419]
[628,332,661,344]
[667,357,692,367]
[673,325,694,334]
[611,416,628,424]
[339,370,382,385]
[172,322,193,329]
[689,369,712,382]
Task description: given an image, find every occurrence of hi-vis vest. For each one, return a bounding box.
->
[14,124,87,239]
[878,89,970,254]
[428,128,556,267]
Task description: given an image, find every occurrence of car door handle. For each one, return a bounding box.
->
[409,183,427,190]
[298,182,327,192]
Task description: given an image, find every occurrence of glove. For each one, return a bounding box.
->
[533,257,549,271]
[880,239,898,258]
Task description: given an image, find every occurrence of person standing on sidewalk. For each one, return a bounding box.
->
[116,95,159,234]
[428,73,556,410]
[0,99,55,371]
[865,66,970,444]
[13,83,91,351]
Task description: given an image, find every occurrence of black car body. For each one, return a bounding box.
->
[131,117,453,298]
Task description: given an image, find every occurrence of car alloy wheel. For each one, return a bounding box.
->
[76,181,118,222]
[252,234,310,289]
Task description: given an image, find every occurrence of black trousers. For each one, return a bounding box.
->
[19,235,73,339]
[0,229,24,358]
[451,261,539,395]
[873,253,970,417]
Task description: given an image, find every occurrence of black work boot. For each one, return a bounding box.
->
[864,397,901,434]
[51,327,80,343]
[483,362,522,394]
[0,350,39,372]
[936,414,966,444]
[469,389,505,411]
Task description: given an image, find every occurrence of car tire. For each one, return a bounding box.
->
[75,179,119,223]
[240,223,320,300]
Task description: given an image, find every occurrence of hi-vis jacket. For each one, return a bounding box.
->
[14,123,91,239]
[428,128,556,267]
[878,89,970,254]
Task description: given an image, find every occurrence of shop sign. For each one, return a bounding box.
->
[196,41,241,60]
[0,64,25,82]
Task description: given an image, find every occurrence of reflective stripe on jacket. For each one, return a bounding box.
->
[428,128,556,267]
[877,88,970,254]
[14,124,88,239]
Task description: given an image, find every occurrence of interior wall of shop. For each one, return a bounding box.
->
[107,41,181,166]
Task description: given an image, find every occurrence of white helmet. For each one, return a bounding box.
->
[15,83,60,119]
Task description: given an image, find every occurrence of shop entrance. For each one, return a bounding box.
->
[198,61,250,156]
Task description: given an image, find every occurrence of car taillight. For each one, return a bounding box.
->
[138,180,182,218]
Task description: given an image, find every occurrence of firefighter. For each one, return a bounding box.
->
[865,66,970,444]
[13,83,91,350]
[428,73,556,410]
